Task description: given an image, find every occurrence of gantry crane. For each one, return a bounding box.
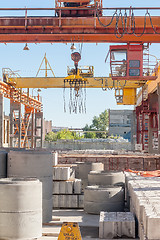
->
[0,0,160,152]
[2,51,159,112]
[0,3,160,43]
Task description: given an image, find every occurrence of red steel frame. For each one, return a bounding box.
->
[0,7,159,43]
[136,95,158,151]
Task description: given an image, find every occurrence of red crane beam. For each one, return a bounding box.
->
[0,7,160,43]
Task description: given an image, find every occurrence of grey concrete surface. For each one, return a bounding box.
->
[38,209,139,240]
[125,172,160,239]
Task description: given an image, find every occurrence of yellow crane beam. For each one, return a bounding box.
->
[5,76,145,89]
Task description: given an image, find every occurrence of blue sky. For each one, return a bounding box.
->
[1,0,160,128]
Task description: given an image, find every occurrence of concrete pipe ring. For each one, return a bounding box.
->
[0,178,42,239]
[84,185,124,214]
[88,171,125,186]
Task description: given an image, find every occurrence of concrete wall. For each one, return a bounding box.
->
[43,140,131,151]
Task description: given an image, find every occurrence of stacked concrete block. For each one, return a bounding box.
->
[53,166,84,209]
[99,211,135,239]
[53,194,84,209]
[125,171,160,240]
[53,167,70,181]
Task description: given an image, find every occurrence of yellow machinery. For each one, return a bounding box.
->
[58,222,82,240]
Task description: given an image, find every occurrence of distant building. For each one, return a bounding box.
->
[43,119,52,140]
[109,109,135,142]
[52,126,83,137]
[52,126,69,133]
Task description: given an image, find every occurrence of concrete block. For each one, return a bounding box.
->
[99,211,104,239]
[53,167,60,180]
[66,195,78,208]
[65,181,73,194]
[99,212,117,239]
[59,181,66,194]
[52,195,59,208]
[53,182,59,194]
[69,166,75,180]
[61,167,70,181]
[78,195,84,208]
[52,151,58,166]
[138,223,145,240]
[56,164,76,179]
[53,167,70,181]
[74,179,82,194]
[146,214,160,240]
[53,195,79,209]
[117,212,135,238]
[99,212,135,239]
[136,198,160,223]
[59,195,66,208]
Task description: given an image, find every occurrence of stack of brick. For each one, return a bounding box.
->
[52,166,84,209]
[59,153,160,172]
[125,171,160,240]
[99,211,135,239]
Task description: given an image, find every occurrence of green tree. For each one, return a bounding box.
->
[57,129,74,140]
[72,131,84,140]
[45,129,84,141]
[45,132,57,141]
[83,110,109,138]
[84,131,96,139]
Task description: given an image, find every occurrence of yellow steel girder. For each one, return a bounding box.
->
[5,76,144,89]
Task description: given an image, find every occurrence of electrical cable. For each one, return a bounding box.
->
[96,9,118,28]
[114,10,125,39]
[96,7,160,38]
